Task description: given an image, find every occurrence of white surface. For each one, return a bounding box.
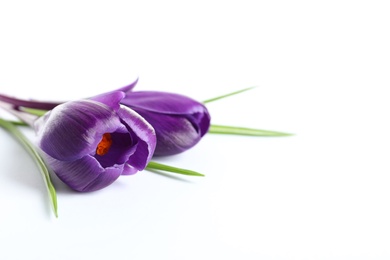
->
[1,1,390,259]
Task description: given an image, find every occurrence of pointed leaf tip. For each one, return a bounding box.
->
[208,124,293,136]
[146,161,205,177]
[203,86,257,104]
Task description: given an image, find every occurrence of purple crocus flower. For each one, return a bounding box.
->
[34,91,156,192]
[1,79,211,157]
[120,81,211,156]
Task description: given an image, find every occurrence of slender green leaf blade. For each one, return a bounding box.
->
[0,118,58,217]
[208,124,292,136]
[146,161,204,177]
[203,86,256,104]
[20,107,47,117]
[9,120,28,126]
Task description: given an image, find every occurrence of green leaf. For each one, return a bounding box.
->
[8,120,28,126]
[208,124,292,136]
[146,161,204,177]
[20,107,47,117]
[0,118,58,217]
[203,86,256,104]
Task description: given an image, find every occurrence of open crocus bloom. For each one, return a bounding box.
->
[34,91,156,192]
[120,83,210,156]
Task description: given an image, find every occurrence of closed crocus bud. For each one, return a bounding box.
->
[34,91,156,192]
[121,90,211,156]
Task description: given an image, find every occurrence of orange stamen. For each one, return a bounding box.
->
[96,133,112,156]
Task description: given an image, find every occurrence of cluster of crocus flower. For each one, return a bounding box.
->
[1,79,289,217]
[0,79,211,192]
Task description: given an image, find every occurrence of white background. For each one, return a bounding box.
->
[1,1,390,259]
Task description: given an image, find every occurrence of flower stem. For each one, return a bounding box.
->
[0,101,38,127]
[0,118,58,217]
[0,94,58,110]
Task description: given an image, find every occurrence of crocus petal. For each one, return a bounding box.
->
[116,78,139,93]
[35,99,121,161]
[44,154,123,192]
[117,105,156,170]
[122,163,138,175]
[89,91,125,111]
[187,110,211,137]
[129,109,202,155]
[122,91,208,115]
[121,91,211,156]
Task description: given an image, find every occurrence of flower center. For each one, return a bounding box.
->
[96,133,112,156]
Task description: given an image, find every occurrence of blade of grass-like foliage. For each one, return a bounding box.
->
[20,107,47,117]
[8,120,28,126]
[208,124,292,136]
[202,86,256,104]
[0,118,58,217]
[146,161,204,177]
